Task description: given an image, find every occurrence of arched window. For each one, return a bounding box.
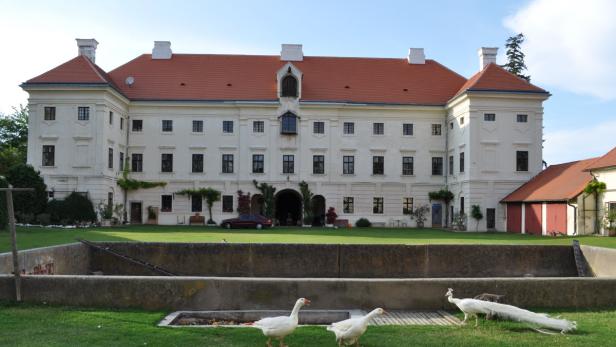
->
[280,112,298,134]
[281,75,298,98]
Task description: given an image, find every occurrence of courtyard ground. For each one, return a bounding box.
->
[2,225,616,252]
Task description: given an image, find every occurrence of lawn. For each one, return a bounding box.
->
[1,225,616,253]
[0,302,614,347]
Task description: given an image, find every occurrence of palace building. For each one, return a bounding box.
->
[22,39,549,229]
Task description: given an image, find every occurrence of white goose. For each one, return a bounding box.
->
[327,308,385,346]
[250,298,311,347]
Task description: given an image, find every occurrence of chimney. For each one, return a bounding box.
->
[407,48,425,64]
[76,38,98,63]
[478,47,498,70]
[152,41,172,59]
[280,44,303,61]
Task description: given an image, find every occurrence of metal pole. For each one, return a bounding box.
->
[6,185,21,302]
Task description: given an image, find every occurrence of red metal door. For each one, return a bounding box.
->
[546,203,567,235]
[506,203,522,233]
[525,203,542,235]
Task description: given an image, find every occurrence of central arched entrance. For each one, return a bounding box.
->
[275,189,302,226]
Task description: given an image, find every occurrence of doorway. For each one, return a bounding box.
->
[486,208,496,230]
[311,195,326,226]
[130,202,142,224]
[275,189,302,226]
[431,203,442,227]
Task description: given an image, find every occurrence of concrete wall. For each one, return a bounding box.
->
[581,245,616,277]
[89,243,578,278]
[1,275,615,311]
[0,243,90,275]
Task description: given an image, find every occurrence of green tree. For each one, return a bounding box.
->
[0,176,7,230]
[299,181,313,225]
[0,105,29,174]
[584,180,607,234]
[176,187,221,224]
[5,163,47,221]
[253,180,276,218]
[502,33,530,82]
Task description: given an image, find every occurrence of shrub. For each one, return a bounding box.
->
[471,205,483,231]
[48,192,96,225]
[355,218,372,227]
[0,176,7,230]
[5,164,48,220]
[36,213,51,226]
[409,204,430,228]
[325,207,338,224]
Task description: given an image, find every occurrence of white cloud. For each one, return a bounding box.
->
[505,0,616,100]
[544,119,616,164]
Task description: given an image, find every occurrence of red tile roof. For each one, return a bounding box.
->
[585,146,616,171]
[453,63,547,98]
[501,158,597,203]
[24,53,548,105]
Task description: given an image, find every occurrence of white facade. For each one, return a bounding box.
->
[23,42,548,230]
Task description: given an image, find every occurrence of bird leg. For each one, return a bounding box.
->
[278,337,287,347]
[461,313,469,325]
[474,314,479,328]
[266,337,272,347]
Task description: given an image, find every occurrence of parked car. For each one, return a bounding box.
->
[220,214,272,229]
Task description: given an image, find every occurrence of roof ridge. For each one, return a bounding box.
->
[81,55,109,83]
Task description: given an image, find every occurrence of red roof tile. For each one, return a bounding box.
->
[26,56,111,84]
[501,158,597,203]
[585,146,616,171]
[24,53,548,105]
[453,63,547,98]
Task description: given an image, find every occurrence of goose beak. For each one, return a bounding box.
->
[382,309,388,314]
[304,299,311,305]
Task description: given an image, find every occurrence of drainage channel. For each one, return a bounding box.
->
[159,310,460,327]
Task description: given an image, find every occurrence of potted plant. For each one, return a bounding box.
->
[409,204,429,228]
[146,206,158,224]
[605,210,616,237]
[452,212,467,231]
[325,207,337,227]
[97,202,113,227]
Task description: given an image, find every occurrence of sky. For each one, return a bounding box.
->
[0,0,614,165]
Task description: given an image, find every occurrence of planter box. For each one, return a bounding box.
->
[189,215,205,225]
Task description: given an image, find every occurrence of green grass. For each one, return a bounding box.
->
[0,302,614,346]
[2,225,616,253]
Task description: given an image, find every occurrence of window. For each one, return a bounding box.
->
[161,153,173,172]
[119,152,124,171]
[253,121,264,133]
[44,107,55,121]
[431,124,442,135]
[283,155,295,174]
[192,154,204,173]
[162,120,173,132]
[108,148,113,169]
[252,154,264,173]
[403,123,413,136]
[373,123,384,135]
[373,197,384,214]
[432,157,443,176]
[161,195,172,212]
[460,197,465,215]
[77,106,89,121]
[132,119,143,132]
[460,117,465,125]
[192,195,202,213]
[517,114,528,123]
[459,152,465,173]
[109,111,113,125]
[484,113,496,122]
[402,156,414,175]
[372,156,384,175]
[313,121,325,134]
[313,155,325,174]
[486,208,496,229]
[107,192,113,209]
[42,145,55,166]
[280,112,297,134]
[222,154,234,173]
[281,75,298,97]
[343,122,354,135]
[403,197,413,214]
[192,120,203,133]
[343,197,354,214]
[449,155,454,175]
[516,151,529,172]
[222,195,233,212]
[131,153,143,172]
[343,156,354,175]
[450,122,453,129]
[120,117,123,130]
[223,120,234,133]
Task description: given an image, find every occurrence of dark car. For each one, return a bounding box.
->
[220,214,272,229]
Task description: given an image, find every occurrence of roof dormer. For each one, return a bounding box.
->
[277,63,302,100]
